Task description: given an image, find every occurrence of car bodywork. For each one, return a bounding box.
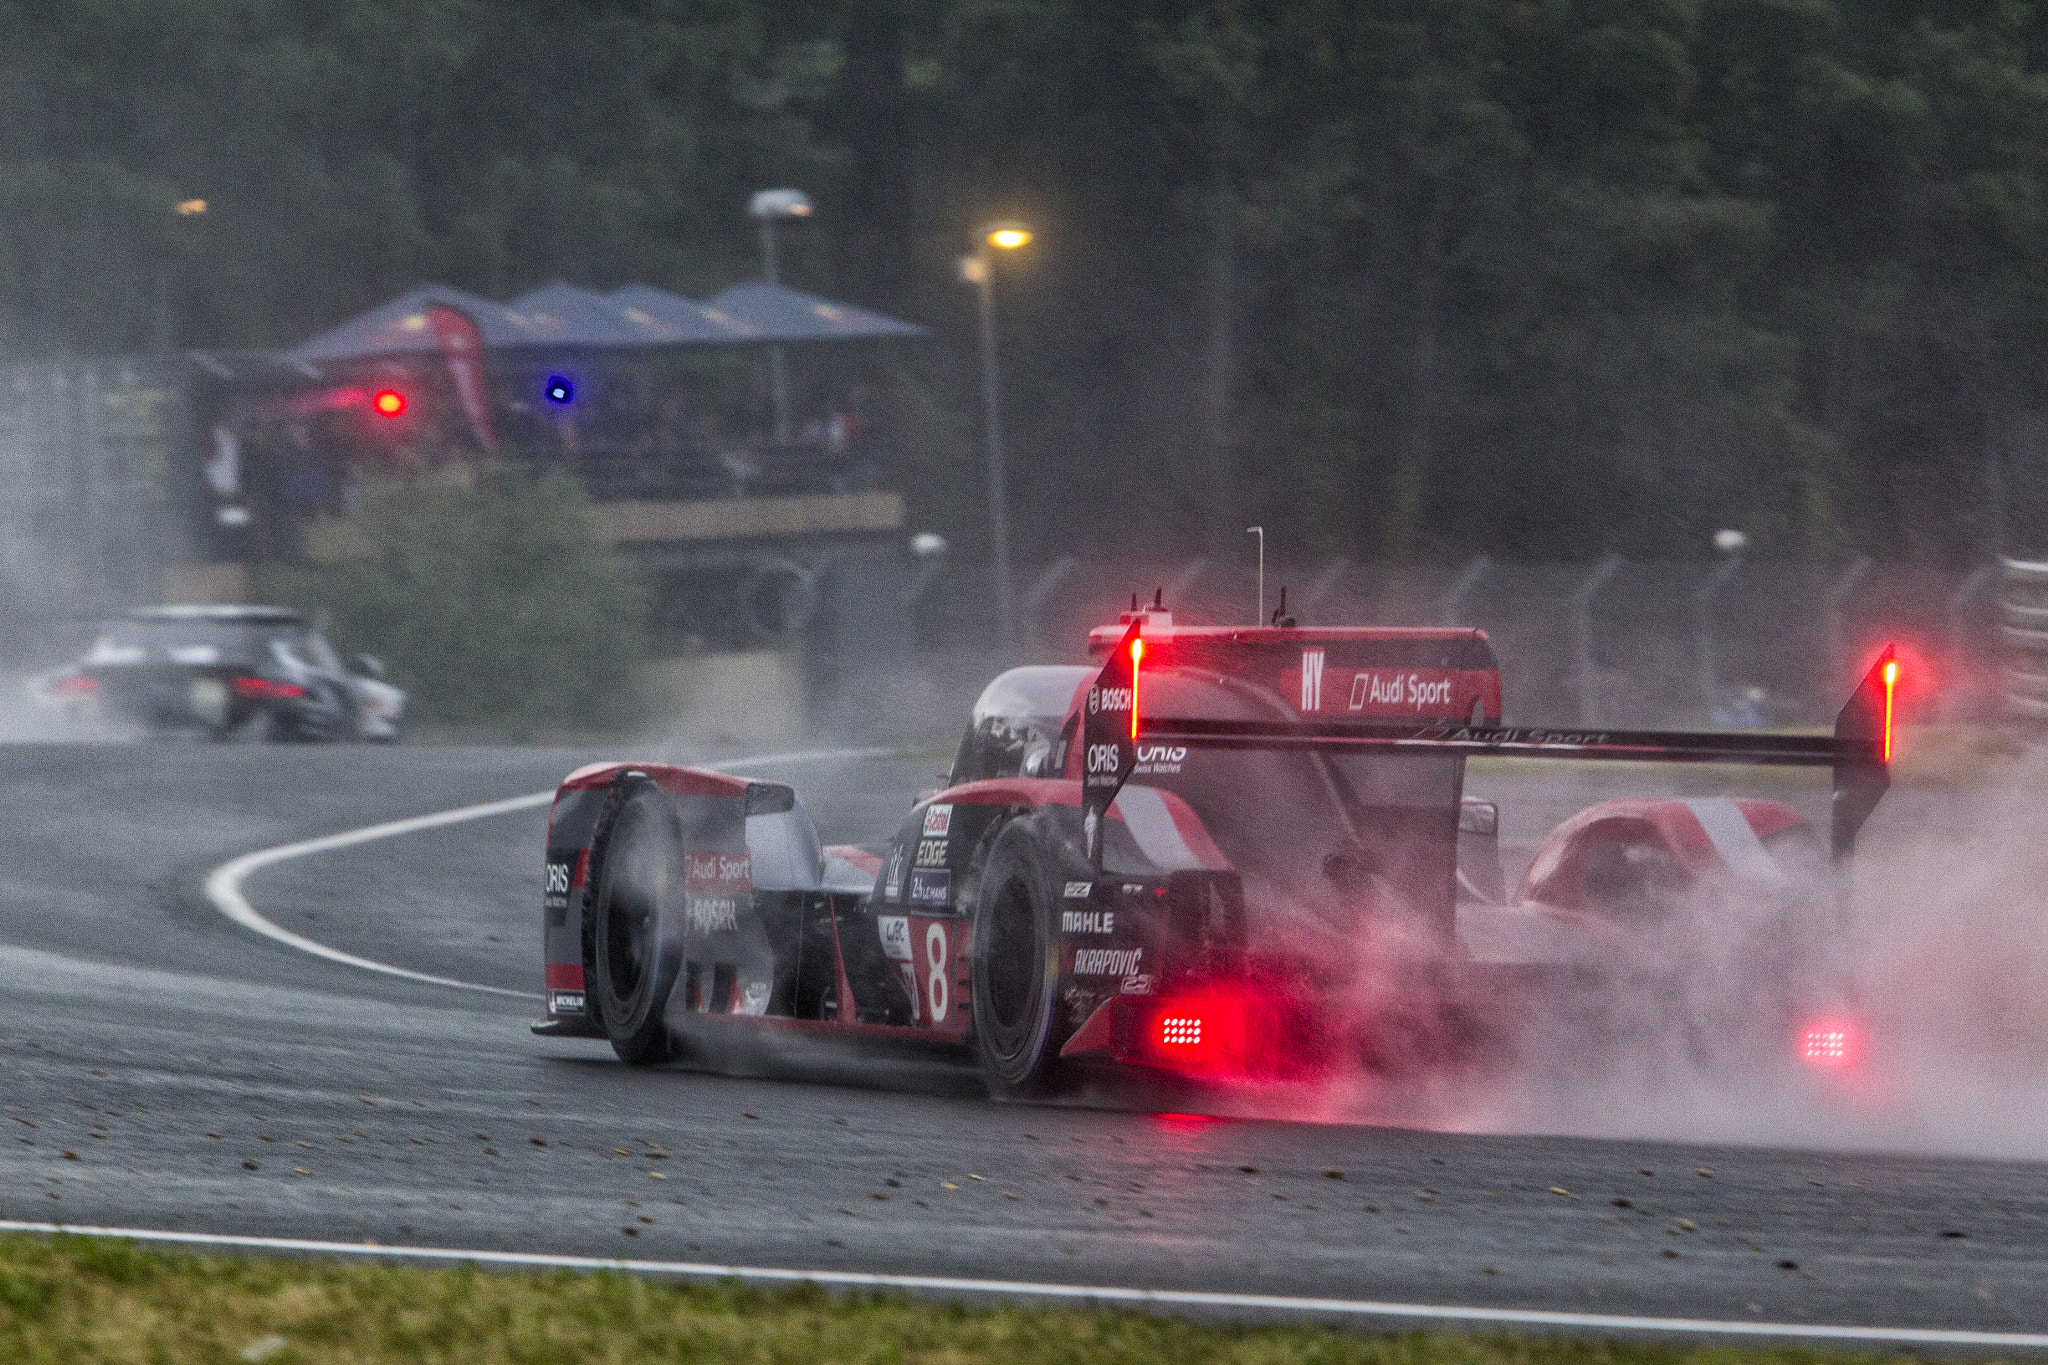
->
[47,604,405,741]
[535,607,1894,1094]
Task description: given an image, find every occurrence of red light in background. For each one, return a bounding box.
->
[231,676,307,701]
[1800,1019,1859,1068]
[50,675,99,695]
[372,389,407,417]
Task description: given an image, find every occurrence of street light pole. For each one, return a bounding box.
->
[963,222,1032,652]
[968,256,1015,649]
[748,188,812,448]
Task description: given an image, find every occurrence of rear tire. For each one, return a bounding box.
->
[589,784,686,1065]
[969,821,1065,1098]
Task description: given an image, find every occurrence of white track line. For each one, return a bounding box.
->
[0,1222,2041,1348]
[202,745,891,998]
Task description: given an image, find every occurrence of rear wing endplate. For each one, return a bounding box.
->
[1082,623,1895,867]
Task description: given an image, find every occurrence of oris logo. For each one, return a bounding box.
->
[1135,744,1186,763]
[1085,743,1122,775]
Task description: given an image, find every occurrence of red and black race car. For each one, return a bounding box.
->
[534,602,1897,1098]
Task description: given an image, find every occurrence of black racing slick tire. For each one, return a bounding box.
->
[588,783,687,1065]
[968,820,1066,1098]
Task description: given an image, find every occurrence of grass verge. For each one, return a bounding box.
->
[0,1232,1917,1365]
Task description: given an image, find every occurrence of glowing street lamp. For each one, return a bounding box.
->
[749,188,813,446]
[962,220,1033,650]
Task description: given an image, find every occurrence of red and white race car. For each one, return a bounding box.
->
[534,602,1896,1097]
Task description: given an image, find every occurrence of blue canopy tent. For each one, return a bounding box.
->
[507,281,665,348]
[288,283,547,362]
[699,282,926,343]
[606,284,757,345]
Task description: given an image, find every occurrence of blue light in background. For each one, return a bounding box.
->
[544,374,574,405]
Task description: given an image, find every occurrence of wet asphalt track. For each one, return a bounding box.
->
[1,740,2045,1338]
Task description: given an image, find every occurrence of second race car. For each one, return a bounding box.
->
[45,604,405,742]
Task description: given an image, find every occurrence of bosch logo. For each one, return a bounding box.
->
[1090,687,1133,714]
[1085,743,1122,775]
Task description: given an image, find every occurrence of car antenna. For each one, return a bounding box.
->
[1131,593,1139,612]
[1270,585,1296,628]
[1247,525,1264,624]
[1151,587,1165,612]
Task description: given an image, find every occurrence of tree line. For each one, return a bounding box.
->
[3,0,2047,566]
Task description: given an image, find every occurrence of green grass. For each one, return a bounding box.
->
[0,1233,1921,1365]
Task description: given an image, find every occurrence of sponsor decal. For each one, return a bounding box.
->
[549,990,586,1015]
[1301,648,1327,712]
[684,850,749,934]
[907,867,952,909]
[915,837,948,868]
[1134,743,1187,774]
[1347,670,1460,712]
[737,980,771,1016]
[878,915,913,962]
[543,859,573,910]
[1062,909,1115,934]
[1062,881,1094,899]
[1073,946,1144,976]
[921,804,953,838]
[1120,974,1153,996]
[1088,685,1134,716]
[1085,742,1122,775]
[884,846,904,903]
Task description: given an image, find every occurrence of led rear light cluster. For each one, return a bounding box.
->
[1801,1023,1854,1067]
[1160,1015,1203,1047]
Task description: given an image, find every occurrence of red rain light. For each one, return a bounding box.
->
[49,675,99,694]
[1160,1015,1203,1047]
[1881,656,1898,763]
[231,676,307,701]
[1800,1020,1858,1068]
[372,389,407,417]
[1130,636,1144,741]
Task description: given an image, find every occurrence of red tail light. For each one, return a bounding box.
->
[1160,1015,1203,1047]
[231,676,306,701]
[372,389,407,417]
[1880,656,1898,764]
[50,675,100,695]
[1799,1019,1859,1068]
[1129,636,1144,741]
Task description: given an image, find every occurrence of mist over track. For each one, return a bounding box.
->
[0,740,2044,1336]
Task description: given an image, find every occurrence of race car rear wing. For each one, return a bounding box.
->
[1081,621,1896,868]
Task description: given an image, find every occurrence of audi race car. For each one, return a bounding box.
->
[535,601,1897,1099]
[42,605,405,742]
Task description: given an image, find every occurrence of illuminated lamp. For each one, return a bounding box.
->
[1799,1019,1858,1068]
[372,389,407,418]
[1130,636,1143,741]
[544,374,574,405]
[1881,656,1899,764]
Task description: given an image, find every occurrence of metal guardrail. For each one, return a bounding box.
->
[2002,557,2048,738]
